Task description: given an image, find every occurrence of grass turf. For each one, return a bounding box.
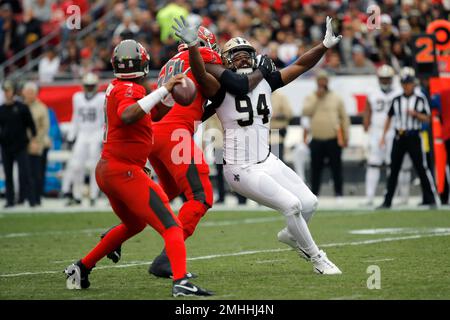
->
[1,209,449,300]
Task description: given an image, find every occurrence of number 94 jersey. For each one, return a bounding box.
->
[215,71,284,165]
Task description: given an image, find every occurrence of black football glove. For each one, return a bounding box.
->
[257,55,277,78]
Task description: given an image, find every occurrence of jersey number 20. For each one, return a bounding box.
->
[235,94,270,127]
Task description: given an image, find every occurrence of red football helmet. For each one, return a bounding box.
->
[177,26,219,53]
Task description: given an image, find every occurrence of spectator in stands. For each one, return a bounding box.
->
[60,40,81,76]
[22,82,50,206]
[337,21,363,67]
[266,41,285,69]
[270,90,293,162]
[340,44,376,75]
[156,0,188,43]
[323,49,342,75]
[0,0,22,14]
[0,81,37,208]
[374,14,399,64]
[38,46,60,83]
[0,3,22,64]
[113,11,140,38]
[20,9,43,51]
[302,70,350,199]
[23,0,52,23]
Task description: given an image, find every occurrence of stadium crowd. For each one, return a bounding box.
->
[1,0,450,81]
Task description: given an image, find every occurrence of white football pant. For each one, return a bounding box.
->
[224,153,320,257]
[61,131,102,200]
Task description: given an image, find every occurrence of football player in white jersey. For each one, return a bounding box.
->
[61,73,105,206]
[174,16,342,274]
[363,65,412,206]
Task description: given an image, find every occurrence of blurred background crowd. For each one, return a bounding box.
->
[1,0,450,82]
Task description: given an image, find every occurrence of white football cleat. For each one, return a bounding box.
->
[311,250,342,275]
[64,260,91,289]
[64,263,82,290]
[277,227,310,261]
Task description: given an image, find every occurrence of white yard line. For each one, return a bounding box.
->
[0,228,107,239]
[2,232,450,278]
[363,258,395,263]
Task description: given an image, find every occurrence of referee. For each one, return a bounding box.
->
[378,67,440,209]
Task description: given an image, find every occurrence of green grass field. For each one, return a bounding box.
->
[1,209,450,300]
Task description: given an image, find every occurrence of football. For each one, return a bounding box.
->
[171,77,197,106]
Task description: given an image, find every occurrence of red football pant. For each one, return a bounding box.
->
[81,159,186,281]
[149,125,213,239]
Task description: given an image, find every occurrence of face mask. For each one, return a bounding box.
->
[380,83,392,92]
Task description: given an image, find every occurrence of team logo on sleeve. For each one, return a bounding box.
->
[125,86,133,98]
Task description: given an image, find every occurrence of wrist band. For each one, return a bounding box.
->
[137,86,169,114]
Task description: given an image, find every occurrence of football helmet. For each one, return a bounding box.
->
[177,26,219,53]
[222,37,257,73]
[82,72,99,99]
[377,64,394,92]
[111,39,150,79]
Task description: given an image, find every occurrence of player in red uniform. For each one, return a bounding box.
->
[102,26,276,279]
[63,39,212,297]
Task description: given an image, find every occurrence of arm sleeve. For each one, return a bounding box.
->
[302,95,316,117]
[219,70,249,96]
[338,97,350,141]
[24,104,37,137]
[265,71,284,92]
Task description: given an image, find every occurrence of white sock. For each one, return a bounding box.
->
[398,170,411,202]
[61,168,74,194]
[365,166,380,201]
[285,214,320,258]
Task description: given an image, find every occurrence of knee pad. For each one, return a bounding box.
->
[303,194,318,214]
[281,199,302,217]
[178,200,209,238]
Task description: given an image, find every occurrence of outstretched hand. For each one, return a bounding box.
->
[172,16,198,47]
[322,16,343,49]
[257,55,277,78]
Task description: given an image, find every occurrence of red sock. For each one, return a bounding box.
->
[163,226,186,281]
[81,224,141,269]
[178,200,208,239]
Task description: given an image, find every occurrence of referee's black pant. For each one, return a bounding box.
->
[383,132,438,206]
[1,146,37,207]
[310,138,343,196]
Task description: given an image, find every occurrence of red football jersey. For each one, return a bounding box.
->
[102,79,151,167]
[157,47,222,133]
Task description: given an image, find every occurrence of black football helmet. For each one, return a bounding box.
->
[111,39,150,79]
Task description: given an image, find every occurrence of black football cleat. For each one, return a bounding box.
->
[64,260,92,289]
[172,278,213,297]
[65,198,82,206]
[376,203,391,210]
[100,226,122,263]
[149,249,197,279]
[149,249,172,278]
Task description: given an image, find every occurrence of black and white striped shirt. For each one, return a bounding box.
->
[388,91,430,131]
